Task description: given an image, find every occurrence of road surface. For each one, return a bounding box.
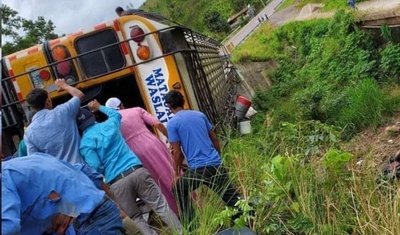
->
[224,0,283,49]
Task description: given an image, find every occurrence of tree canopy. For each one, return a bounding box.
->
[1,4,59,56]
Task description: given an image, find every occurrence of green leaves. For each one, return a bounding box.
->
[203,11,230,33]
[322,149,353,172]
[1,4,59,56]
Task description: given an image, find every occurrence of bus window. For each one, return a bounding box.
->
[75,29,125,78]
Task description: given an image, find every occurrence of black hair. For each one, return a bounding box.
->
[165,90,184,109]
[26,88,48,111]
[115,6,124,13]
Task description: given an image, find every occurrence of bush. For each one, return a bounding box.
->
[380,42,400,81]
[333,79,386,137]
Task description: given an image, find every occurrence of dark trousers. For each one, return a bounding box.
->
[174,165,241,223]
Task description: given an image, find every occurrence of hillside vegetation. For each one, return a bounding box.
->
[140,0,265,39]
[161,9,400,235]
[212,10,400,235]
[138,1,400,234]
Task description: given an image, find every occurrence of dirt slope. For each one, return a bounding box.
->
[344,112,400,168]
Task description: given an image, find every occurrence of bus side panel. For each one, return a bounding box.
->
[5,45,54,100]
[122,19,190,126]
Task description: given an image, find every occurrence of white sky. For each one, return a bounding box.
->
[2,0,146,36]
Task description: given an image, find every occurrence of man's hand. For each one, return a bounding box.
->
[88,100,101,112]
[55,79,68,91]
[54,78,85,101]
[46,213,75,235]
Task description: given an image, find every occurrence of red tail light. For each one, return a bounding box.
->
[39,70,51,81]
[130,26,145,43]
[57,61,71,76]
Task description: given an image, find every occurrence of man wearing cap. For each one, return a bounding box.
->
[165,90,242,224]
[24,78,85,163]
[78,100,182,235]
[105,97,179,215]
[2,152,124,235]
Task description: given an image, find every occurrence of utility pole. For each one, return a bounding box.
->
[260,0,266,7]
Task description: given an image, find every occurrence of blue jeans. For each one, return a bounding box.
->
[75,198,123,235]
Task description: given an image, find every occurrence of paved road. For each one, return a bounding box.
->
[224,0,283,49]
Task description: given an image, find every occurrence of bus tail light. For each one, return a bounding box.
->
[57,61,72,76]
[50,45,78,84]
[136,45,150,60]
[39,70,51,81]
[130,26,145,43]
[51,46,68,61]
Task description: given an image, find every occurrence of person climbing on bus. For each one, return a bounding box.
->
[78,100,183,235]
[105,97,179,215]
[2,152,124,235]
[165,90,243,226]
[24,78,85,163]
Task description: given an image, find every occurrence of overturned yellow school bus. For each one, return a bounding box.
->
[1,13,239,155]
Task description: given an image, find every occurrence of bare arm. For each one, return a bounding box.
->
[209,130,221,154]
[100,183,127,218]
[170,142,184,177]
[55,78,84,101]
[154,121,168,137]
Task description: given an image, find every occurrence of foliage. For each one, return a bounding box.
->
[331,79,387,138]
[379,42,400,81]
[380,24,392,41]
[321,149,353,173]
[1,4,59,56]
[217,119,400,235]
[234,11,400,141]
[152,2,400,234]
[203,11,230,33]
[140,0,265,39]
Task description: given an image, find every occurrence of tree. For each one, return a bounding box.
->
[1,4,59,56]
[203,11,230,33]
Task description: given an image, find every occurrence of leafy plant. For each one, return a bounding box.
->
[380,42,400,81]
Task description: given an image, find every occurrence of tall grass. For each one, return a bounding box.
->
[217,121,400,234]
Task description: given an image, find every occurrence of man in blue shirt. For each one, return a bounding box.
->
[24,78,85,163]
[79,100,182,235]
[165,90,242,224]
[1,153,123,235]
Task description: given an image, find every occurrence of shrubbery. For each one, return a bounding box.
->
[244,10,400,139]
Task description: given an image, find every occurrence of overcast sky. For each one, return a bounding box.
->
[3,0,146,36]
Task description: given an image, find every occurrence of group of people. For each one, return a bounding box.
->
[2,78,243,234]
[257,13,269,23]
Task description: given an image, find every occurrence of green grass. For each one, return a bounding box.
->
[215,121,400,235]
[231,23,279,63]
[196,10,400,234]
[277,0,356,12]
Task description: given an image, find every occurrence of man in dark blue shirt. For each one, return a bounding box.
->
[166,90,242,224]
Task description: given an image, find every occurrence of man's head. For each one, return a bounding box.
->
[105,97,124,110]
[115,6,124,16]
[165,90,184,109]
[76,108,96,132]
[26,88,52,111]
